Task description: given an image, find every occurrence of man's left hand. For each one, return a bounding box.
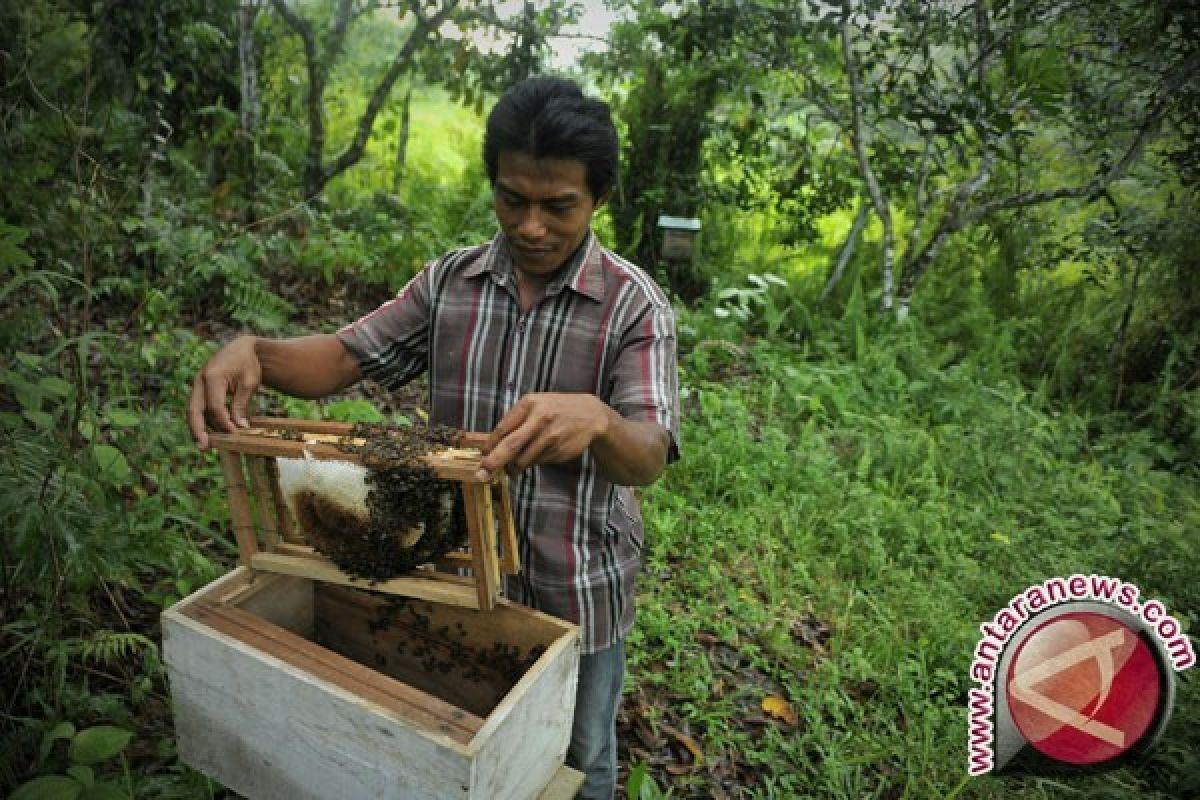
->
[476,393,609,482]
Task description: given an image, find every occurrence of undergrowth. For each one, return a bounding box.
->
[622,312,1198,798]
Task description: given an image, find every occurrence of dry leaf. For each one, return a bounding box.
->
[762,694,797,725]
[660,722,705,767]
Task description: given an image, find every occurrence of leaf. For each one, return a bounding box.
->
[104,409,140,428]
[762,694,798,725]
[39,376,74,397]
[78,782,130,800]
[65,766,94,787]
[92,445,131,483]
[39,722,76,763]
[660,722,704,766]
[11,775,83,800]
[68,726,133,766]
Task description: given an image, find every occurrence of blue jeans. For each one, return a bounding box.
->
[566,640,625,800]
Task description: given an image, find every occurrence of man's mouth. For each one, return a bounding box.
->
[513,243,556,256]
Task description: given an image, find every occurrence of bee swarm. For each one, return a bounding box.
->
[276,424,468,583]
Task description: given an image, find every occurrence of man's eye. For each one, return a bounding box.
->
[500,193,523,207]
[547,202,574,213]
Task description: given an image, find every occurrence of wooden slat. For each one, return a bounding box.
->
[250,415,490,456]
[538,766,586,800]
[249,416,355,435]
[263,456,299,543]
[270,543,325,560]
[457,431,489,449]
[247,457,280,548]
[494,474,520,575]
[478,485,502,592]
[181,600,482,744]
[218,451,259,565]
[462,485,497,610]
[249,552,482,609]
[209,431,484,482]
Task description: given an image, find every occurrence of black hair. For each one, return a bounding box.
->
[483,75,619,201]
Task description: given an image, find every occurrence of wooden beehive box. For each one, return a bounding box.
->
[162,567,582,799]
[207,416,519,611]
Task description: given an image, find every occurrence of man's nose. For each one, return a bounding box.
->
[516,207,546,240]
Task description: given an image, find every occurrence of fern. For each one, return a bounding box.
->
[224,275,294,331]
[78,631,158,667]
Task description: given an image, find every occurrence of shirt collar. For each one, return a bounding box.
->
[464,230,606,303]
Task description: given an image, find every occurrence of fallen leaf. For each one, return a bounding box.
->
[762,694,797,725]
[659,722,705,766]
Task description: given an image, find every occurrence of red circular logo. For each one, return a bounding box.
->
[1006,611,1161,765]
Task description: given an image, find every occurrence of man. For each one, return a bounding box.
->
[187,75,680,799]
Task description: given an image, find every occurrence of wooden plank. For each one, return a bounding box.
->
[252,415,489,453]
[494,474,521,575]
[271,542,325,560]
[462,484,497,610]
[264,456,300,543]
[180,600,483,744]
[471,630,581,797]
[538,766,586,800]
[457,431,489,449]
[249,415,356,435]
[250,552,482,609]
[478,484,502,592]
[209,431,484,482]
[248,456,281,548]
[234,573,315,638]
[218,451,259,565]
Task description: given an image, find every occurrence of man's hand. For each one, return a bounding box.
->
[186,334,362,449]
[187,336,261,449]
[476,393,670,487]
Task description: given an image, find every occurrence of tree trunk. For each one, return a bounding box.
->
[840,4,894,313]
[820,202,868,303]
[393,86,412,196]
[238,0,262,223]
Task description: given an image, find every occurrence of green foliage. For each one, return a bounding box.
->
[2,2,1197,798]
[12,724,134,800]
[630,314,1198,797]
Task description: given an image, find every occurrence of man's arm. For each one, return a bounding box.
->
[187,334,361,448]
[474,393,671,487]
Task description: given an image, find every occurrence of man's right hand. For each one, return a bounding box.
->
[186,333,363,449]
[188,335,262,449]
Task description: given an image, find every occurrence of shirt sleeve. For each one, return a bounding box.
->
[336,264,432,391]
[607,301,682,462]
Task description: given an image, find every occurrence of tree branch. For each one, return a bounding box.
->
[841,2,895,311]
[323,0,460,186]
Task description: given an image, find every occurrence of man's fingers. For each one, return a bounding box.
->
[484,398,530,454]
[480,419,537,475]
[203,372,237,434]
[187,377,211,449]
[230,374,257,428]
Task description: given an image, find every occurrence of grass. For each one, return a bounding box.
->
[623,319,1199,799]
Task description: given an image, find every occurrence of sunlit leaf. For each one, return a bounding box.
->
[762,694,798,725]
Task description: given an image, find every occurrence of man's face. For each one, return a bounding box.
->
[493,150,602,281]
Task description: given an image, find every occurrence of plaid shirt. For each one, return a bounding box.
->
[337,231,680,653]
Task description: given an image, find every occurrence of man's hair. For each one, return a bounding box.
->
[483,75,619,201]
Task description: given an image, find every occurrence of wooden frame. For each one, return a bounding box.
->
[163,567,583,800]
[208,416,521,611]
